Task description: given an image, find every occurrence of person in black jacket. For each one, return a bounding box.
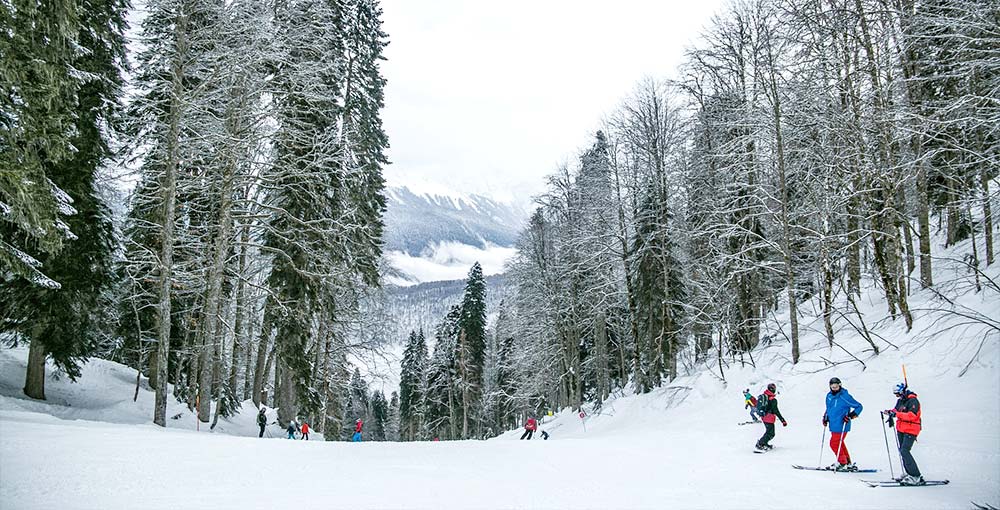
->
[257,407,268,438]
[755,383,787,451]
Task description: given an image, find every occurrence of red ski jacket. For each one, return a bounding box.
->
[893,392,921,436]
[525,418,537,431]
[301,423,310,434]
[355,421,364,433]
[760,390,785,424]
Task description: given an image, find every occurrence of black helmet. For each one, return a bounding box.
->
[829,377,842,385]
[767,383,776,392]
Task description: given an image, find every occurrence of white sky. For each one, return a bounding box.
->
[379,0,726,200]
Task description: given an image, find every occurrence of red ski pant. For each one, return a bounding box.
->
[829,432,851,464]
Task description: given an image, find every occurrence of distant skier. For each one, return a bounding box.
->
[754,383,787,451]
[301,421,310,441]
[287,420,299,440]
[541,430,549,440]
[257,407,268,438]
[822,377,863,471]
[353,418,364,442]
[743,389,760,422]
[885,383,924,486]
[520,416,538,440]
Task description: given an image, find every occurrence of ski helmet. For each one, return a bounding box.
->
[829,377,841,385]
[767,383,776,392]
[893,383,907,395]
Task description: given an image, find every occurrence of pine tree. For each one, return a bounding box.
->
[424,307,459,439]
[456,262,487,438]
[371,389,388,441]
[0,0,127,399]
[631,181,686,385]
[0,0,80,287]
[387,390,400,441]
[399,329,428,441]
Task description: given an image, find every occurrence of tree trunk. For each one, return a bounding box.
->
[823,256,835,348]
[24,339,46,400]
[983,159,995,266]
[276,359,297,427]
[153,8,187,427]
[251,323,271,407]
[148,347,159,390]
[917,160,933,286]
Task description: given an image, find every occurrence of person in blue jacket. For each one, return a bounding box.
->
[822,377,863,471]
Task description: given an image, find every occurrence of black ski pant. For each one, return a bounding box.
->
[757,422,775,448]
[520,429,534,440]
[259,425,265,438]
[303,433,309,440]
[897,432,921,477]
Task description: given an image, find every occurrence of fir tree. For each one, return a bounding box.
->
[398,329,427,440]
[370,389,388,441]
[456,262,487,438]
[0,0,127,399]
[387,390,400,441]
[0,0,80,287]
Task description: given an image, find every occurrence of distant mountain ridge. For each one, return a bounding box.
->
[383,186,530,256]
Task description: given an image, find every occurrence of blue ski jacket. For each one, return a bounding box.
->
[825,388,863,433]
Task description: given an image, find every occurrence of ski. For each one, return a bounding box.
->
[861,480,950,487]
[792,465,878,473]
[971,502,998,510]
[753,447,775,454]
[738,421,761,426]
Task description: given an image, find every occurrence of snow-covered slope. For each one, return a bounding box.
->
[0,347,315,440]
[1,242,997,509]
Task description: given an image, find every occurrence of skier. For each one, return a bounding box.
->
[885,383,924,486]
[301,421,310,441]
[286,420,299,440]
[822,376,863,471]
[520,416,538,440]
[257,407,267,438]
[541,430,550,440]
[755,383,787,451]
[353,418,364,442]
[743,389,760,422]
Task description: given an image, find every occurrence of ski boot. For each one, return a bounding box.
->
[900,475,926,486]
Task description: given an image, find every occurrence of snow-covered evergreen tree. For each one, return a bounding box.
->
[0,0,127,399]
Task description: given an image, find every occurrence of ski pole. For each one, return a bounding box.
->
[891,414,905,473]
[834,429,845,467]
[880,411,895,480]
[818,424,826,467]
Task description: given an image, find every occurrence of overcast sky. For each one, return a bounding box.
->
[378,0,725,201]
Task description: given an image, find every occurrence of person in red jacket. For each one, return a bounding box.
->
[301,421,310,441]
[353,418,364,442]
[754,383,787,451]
[885,383,924,485]
[520,416,538,440]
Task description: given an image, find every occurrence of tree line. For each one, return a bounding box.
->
[489,0,997,417]
[1,0,392,438]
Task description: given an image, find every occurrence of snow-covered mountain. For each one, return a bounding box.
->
[383,185,531,285]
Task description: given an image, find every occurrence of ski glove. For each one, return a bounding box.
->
[883,409,896,416]
[822,416,829,426]
[781,420,787,427]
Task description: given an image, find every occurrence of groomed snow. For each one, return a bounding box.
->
[1,244,998,509]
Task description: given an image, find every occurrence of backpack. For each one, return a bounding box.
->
[755,393,769,416]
